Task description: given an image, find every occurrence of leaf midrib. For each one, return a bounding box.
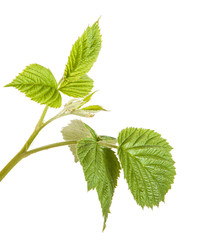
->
[12,82,57,88]
[121,145,167,152]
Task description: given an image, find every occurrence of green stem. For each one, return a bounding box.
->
[24,141,76,157]
[14,105,49,153]
[0,75,70,182]
[0,141,76,182]
[41,111,70,129]
[58,77,64,88]
[0,105,49,182]
[0,97,117,182]
[0,153,26,182]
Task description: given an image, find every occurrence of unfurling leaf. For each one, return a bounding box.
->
[81,105,107,113]
[64,98,85,112]
[61,119,93,162]
[64,91,97,111]
[59,20,101,95]
[62,94,106,118]
[82,91,98,105]
[5,64,62,108]
[117,127,175,208]
[56,92,105,119]
[59,75,93,97]
[68,109,95,118]
[77,138,120,231]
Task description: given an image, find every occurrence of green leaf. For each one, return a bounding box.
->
[82,91,97,106]
[99,135,117,144]
[5,64,62,108]
[59,75,93,97]
[99,135,117,146]
[59,20,101,92]
[77,138,120,231]
[117,127,175,208]
[81,105,107,112]
[70,104,106,118]
[61,119,93,162]
[83,123,98,140]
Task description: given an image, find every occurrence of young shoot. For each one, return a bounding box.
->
[0,20,176,231]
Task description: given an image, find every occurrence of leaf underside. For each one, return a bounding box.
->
[59,20,101,96]
[5,64,62,108]
[61,119,92,162]
[77,138,120,231]
[118,127,175,208]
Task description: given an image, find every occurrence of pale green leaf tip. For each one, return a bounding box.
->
[91,90,99,95]
[96,16,101,24]
[102,222,106,232]
[82,90,98,102]
[102,214,108,231]
[4,83,12,87]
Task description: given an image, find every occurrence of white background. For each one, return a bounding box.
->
[0,0,197,239]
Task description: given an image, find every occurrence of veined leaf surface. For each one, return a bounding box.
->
[59,20,101,96]
[5,64,62,108]
[77,138,120,230]
[59,75,93,97]
[118,127,175,208]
